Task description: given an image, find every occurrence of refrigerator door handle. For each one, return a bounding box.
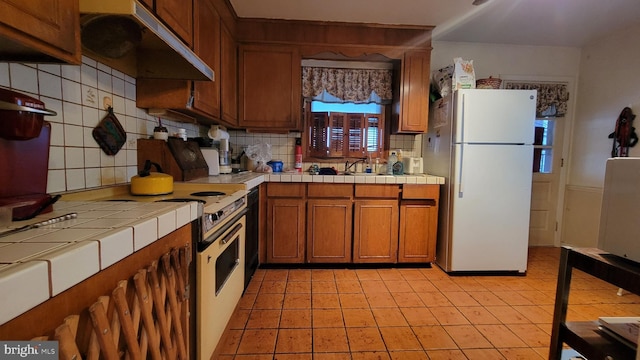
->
[458,143,464,197]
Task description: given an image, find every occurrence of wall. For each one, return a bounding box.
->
[0,56,200,194]
[561,22,640,247]
[431,41,581,80]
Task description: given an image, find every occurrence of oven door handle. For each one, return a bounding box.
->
[221,223,243,245]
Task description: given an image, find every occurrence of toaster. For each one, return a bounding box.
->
[201,148,220,175]
[402,157,423,174]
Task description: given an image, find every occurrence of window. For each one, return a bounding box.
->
[533,118,556,173]
[305,101,385,159]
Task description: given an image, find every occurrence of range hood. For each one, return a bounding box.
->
[80,0,213,81]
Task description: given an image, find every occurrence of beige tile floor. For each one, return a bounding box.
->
[215,247,640,359]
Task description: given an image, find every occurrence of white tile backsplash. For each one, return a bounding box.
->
[65,147,85,168]
[80,63,98,88]
[63,102,83,125]
[100,167,116,186]
[49,122,64,146]
[97,70,112,93]
[81,106,100,127]
[48,146,65,170]
[38,70,62,99]
[9,63,38,94]
[112,77,125,97]
[61,78,82,104]
[47,170,66,193]
[61,65,81,82]
[66,169,86,190]
[64,124,84,147]
[85,168,102,188]
[38,64,61,76]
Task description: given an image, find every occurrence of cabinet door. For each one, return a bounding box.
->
[220,22,238,126]
[307,199,352,263]
[353,200,399,263]
[266,198,305,263]
[239,44,302,131]
[156,0,193,47]
[394,50,430,133]
[0,0,80,63]
[398,201,437,263]
[192,0,220,117]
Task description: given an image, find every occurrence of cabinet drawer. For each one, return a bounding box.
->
[354,184,400,199]
[307,183,353,198]
[267,183,305,198]
[402,184,439,200]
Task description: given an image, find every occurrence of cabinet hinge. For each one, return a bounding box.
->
[561,158,564,167]
[555,221,558,231]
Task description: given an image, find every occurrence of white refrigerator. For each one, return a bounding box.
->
[423,89,537,273]
[598,157,640,264]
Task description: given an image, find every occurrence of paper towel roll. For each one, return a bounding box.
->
[208,125,229,140]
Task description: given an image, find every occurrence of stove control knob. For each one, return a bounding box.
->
[217,210,224,218]
[207,213,216,222]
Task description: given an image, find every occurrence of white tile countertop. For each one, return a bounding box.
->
[264,173,445,184]
[0,171,443,326]
[0,200,199,326]
[187,171,444,186]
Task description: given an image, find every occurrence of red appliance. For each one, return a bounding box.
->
[0,89,57,220]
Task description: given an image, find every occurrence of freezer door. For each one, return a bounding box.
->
[449,143,533,272]
[454,89,537,144]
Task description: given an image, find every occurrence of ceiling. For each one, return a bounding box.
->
[229,0,640,47]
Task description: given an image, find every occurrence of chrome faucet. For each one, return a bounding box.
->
[345,158,368,174]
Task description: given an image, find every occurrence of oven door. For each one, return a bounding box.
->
[196,215,245,360]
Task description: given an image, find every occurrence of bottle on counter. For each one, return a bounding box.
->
[294,137,303,173]
[387,151,398,175]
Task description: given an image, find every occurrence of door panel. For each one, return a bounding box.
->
[450,143,532,271]
[454,89,537,144]
[307,199,352,263]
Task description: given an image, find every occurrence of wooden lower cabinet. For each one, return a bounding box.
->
[307,199,353,263]
[353,199,399,263]
[398,184,439,263]
[262,182,438,264]
[0,225,194,359]
[266,197,305,263]
[398,200,438,262]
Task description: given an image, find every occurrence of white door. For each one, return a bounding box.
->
[450,143,532,272]
[530,117,565,246]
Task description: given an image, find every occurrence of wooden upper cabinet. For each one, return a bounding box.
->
[220,21,238,127]
[239,44,302,131]
[192,0,221,117]
[0,0,80,63]
[156,0,193,47]
[393,50,430,133]
[136,0,222,122]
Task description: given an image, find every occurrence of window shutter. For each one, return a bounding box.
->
[347,114,366,157]
[308,112,328,157]
[364,114,383,158]
[328,112,346,157]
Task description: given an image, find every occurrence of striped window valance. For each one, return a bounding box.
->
[504,81,569,117]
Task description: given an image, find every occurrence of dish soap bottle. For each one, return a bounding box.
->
[387,151,398,175]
